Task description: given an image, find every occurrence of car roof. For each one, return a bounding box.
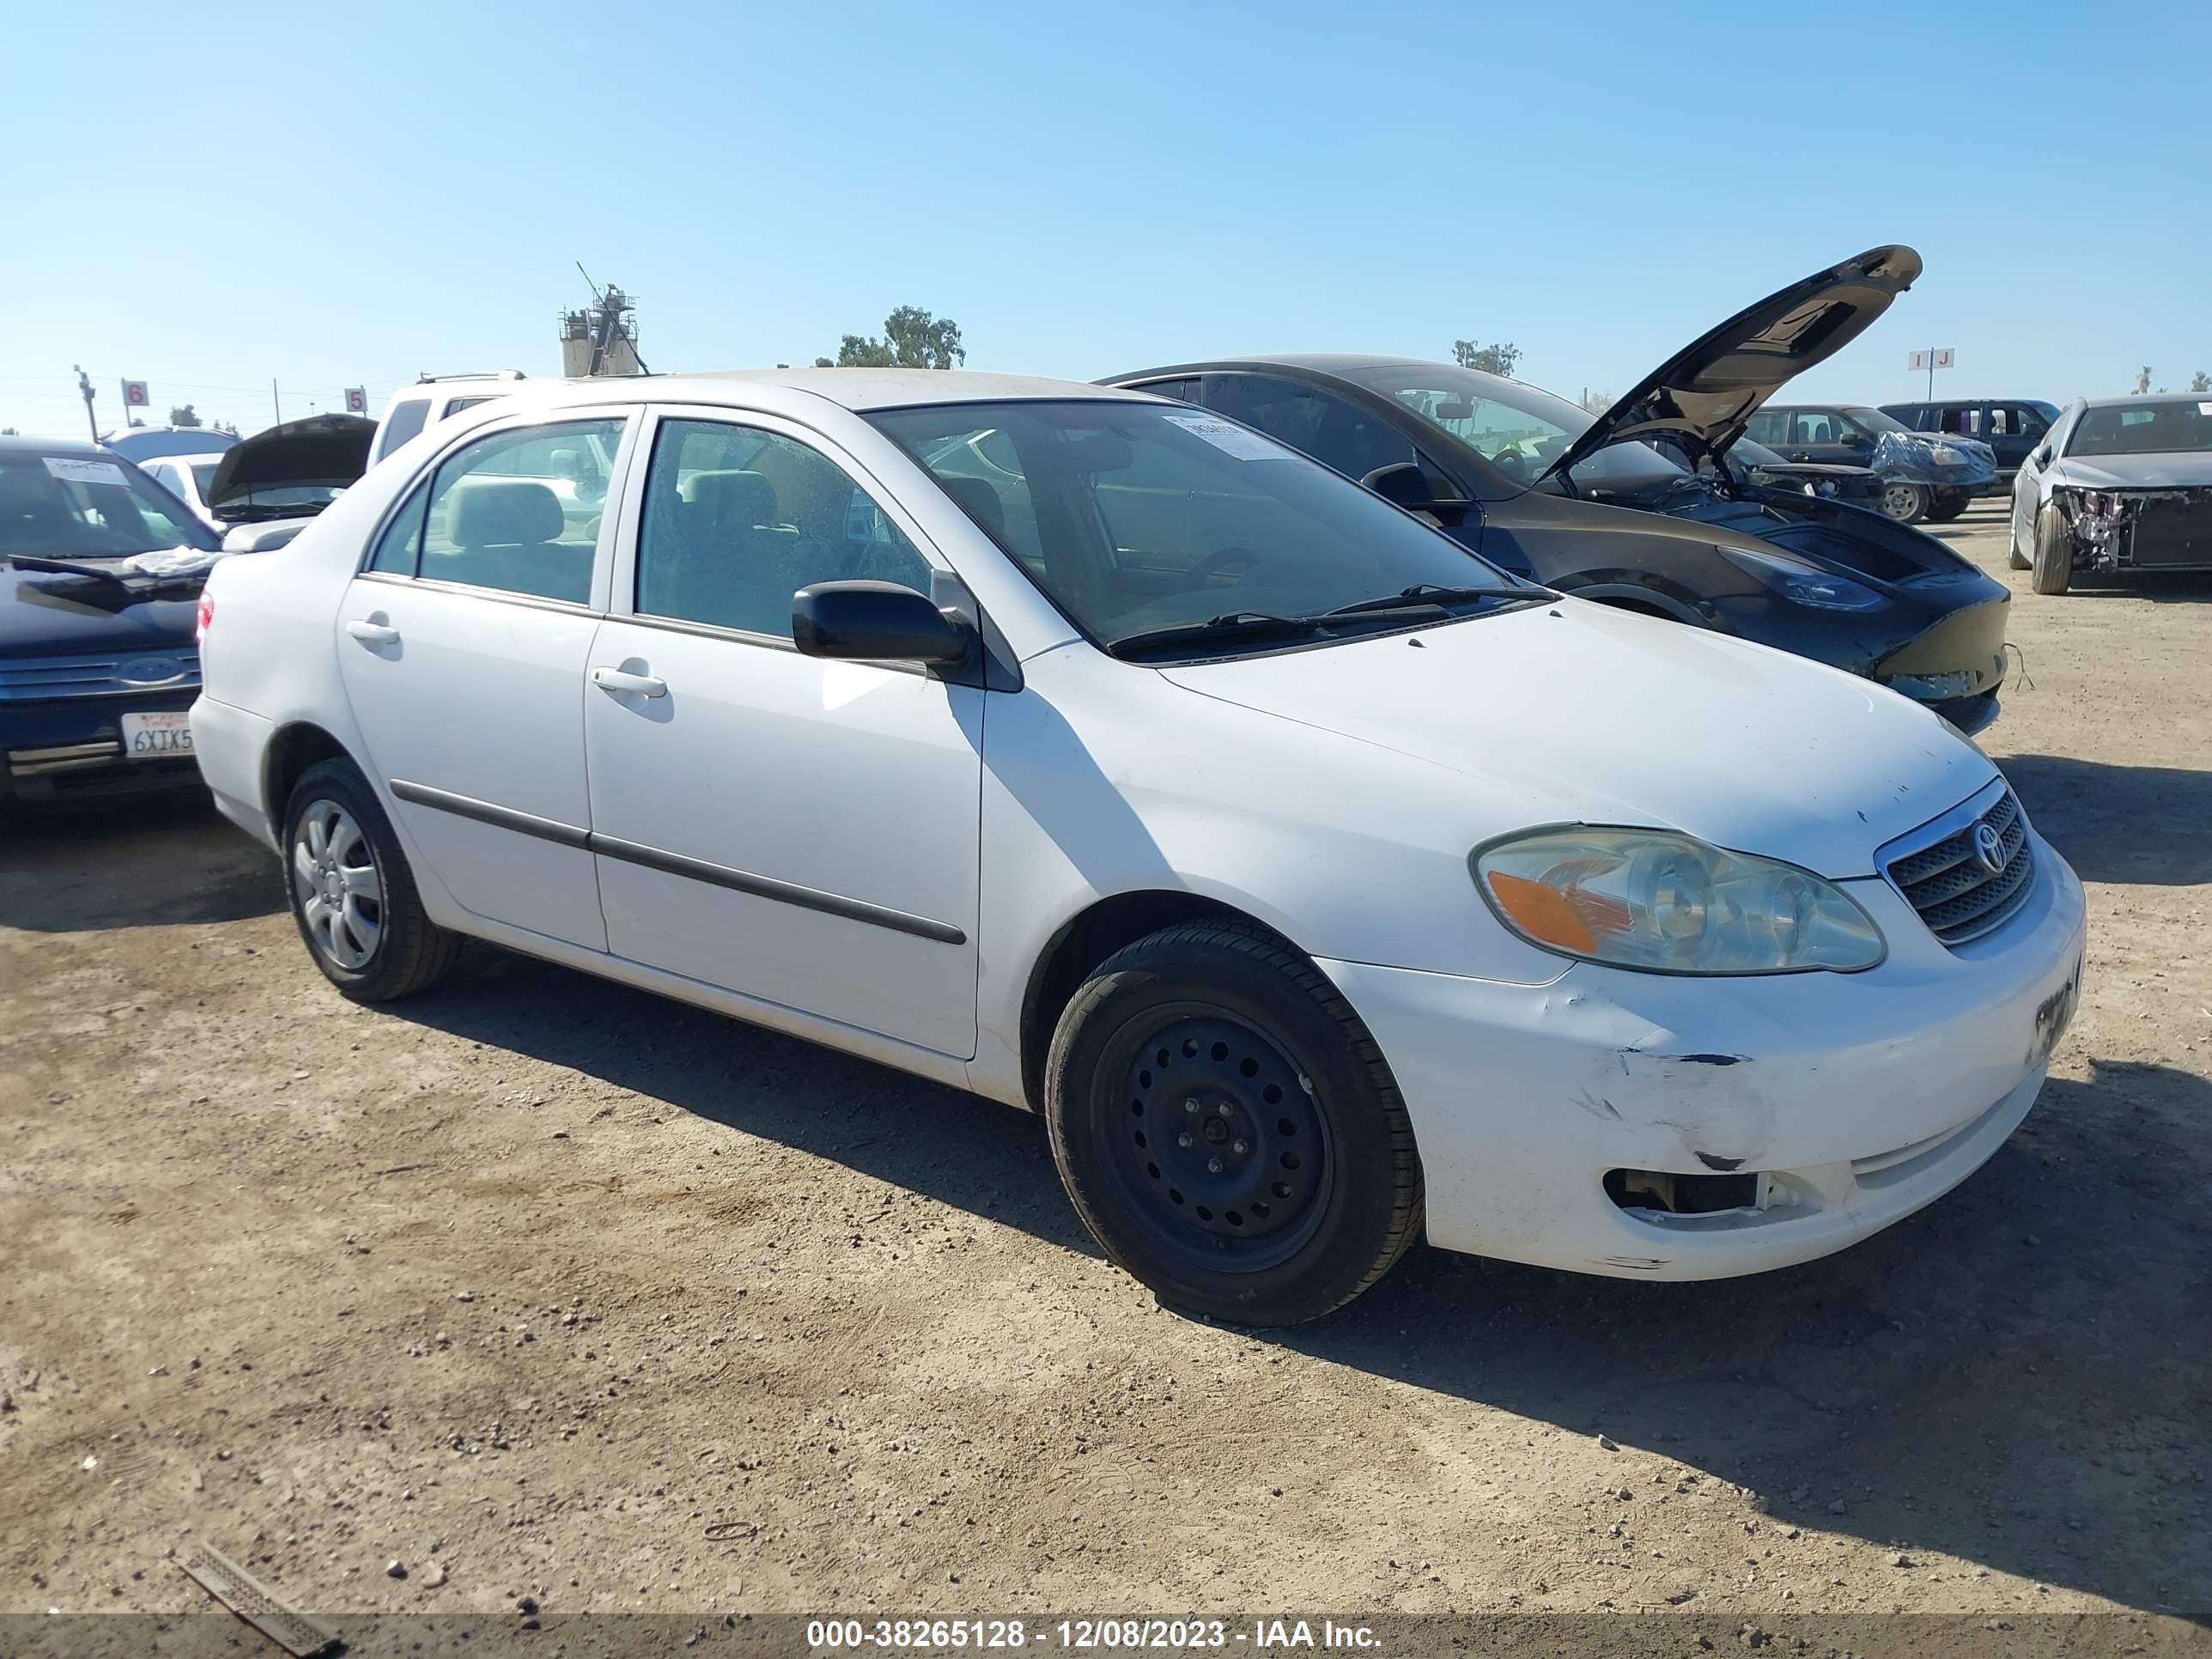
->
[450,368,1159,421]
[2075,393,2208,410]
[1110,353,1438,379]
[0,433,115,459]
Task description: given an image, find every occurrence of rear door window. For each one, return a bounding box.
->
[413,418,624,604]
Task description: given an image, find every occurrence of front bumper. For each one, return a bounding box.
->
[0,686,204,806]
[1322,826,2086,1279]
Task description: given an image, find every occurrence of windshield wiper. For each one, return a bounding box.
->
[1320,581,1549,619]
[8,554,132,585]
[1107,611,1328,660]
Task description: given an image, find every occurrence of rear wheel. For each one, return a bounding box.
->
[283,758,460,1000]
[1881,480,1929,524]
[1043,921,1424,1327]
[1926,491,1971,523]
[2030,501,2075,595]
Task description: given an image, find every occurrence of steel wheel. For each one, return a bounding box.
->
[290,798,384,971]
[1881,480,1927,522]
[1104,1007,1333,1275]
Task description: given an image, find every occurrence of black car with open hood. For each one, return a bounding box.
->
[1103,245,2013,735]
[205,412,374,525]
[1,434,222,806]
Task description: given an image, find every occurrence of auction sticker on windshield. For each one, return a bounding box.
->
[1163,414,1291,462]
[44,456,130,488]
[121,712,193,759]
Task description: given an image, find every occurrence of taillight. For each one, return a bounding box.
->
[195,591,215,641]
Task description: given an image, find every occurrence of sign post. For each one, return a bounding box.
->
[1907,348,1955,403]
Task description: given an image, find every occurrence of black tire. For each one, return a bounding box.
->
[2030,500,2074,595]
[283,757,460,1001]
[1043,920,1424,1326]
[1880,479,1929,524]
[1926,492,1971,523]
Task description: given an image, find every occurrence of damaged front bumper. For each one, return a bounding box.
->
[1322,820,2086,1280]
[2056,486,2212,573]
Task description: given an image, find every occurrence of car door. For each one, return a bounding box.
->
[581,407,982,1058]
[1784,409,1862,466]
[337,410,636,950]
[2010,407,2066,550]
[1991,403,2051,477]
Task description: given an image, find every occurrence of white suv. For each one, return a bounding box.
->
[368,370,528,466]
[189,369,2085,1325]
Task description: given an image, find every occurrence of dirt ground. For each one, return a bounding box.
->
[3,500,2208,1644]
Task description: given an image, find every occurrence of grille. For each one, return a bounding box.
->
[1885,788,2035,945]
[0,649,200,702]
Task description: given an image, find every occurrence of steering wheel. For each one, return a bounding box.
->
[1190,544,1261,586]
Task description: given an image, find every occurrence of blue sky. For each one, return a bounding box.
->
[4,1,2205,438]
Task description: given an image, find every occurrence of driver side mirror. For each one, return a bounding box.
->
[792,580,973,667]
[1360,461,1473,525]
[2033,446,2054,468]
[1839,430,1872,449]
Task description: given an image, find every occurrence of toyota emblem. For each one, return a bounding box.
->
[1972,821,2007,876]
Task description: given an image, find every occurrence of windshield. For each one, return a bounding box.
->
[2067,401,2212,459]
[871,399,1522,655]
[1845,406,1912,436]
[0,449,220,556]
[1334,362,1687,492]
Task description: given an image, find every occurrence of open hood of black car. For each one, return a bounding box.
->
[205,414,374,511]
[1540,244,1922,483]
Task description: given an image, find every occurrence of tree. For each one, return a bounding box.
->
[211,420,239,436]
[1453,340,1522,377]
[168,404,203,428]
[2191,370,2211,394]
[1580,390,1614,416]
[831,305,966,369]
[2132,366,2153,395]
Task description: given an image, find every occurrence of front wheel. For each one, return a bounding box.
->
[1044,921,1424,1326]
[283,758,460,1000]
[1926,491,1972,523]
[2030,500,2075,595]
[1881,480,1930,524]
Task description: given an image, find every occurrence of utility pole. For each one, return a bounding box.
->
[74,365,98,442]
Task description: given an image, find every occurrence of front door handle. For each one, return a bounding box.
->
[592,665,667,699]
[345,619,401,647]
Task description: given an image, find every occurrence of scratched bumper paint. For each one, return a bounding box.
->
[1322,827,2087,1279]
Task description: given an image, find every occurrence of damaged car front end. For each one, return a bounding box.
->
[2010,397,2212,593]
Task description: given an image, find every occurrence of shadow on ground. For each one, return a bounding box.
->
[395,947,2212,1618]
[0,793,280,932]
[2001,752,2212,884]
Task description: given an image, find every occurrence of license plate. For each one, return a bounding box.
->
[121,710,194,760]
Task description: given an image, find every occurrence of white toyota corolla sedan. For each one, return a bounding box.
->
[190,370,2086,1325]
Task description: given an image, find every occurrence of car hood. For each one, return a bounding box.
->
[2,563,201,656]
[2050,452,2212,489]
[206,413,374,512]
[1541,245,1923,483]
[1158,597,1992,878]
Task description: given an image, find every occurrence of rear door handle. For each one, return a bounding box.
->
[345,619,401,647]
[592,665,667,699]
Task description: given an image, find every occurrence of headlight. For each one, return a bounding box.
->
[1474,828,1886,975]
[1718,545,1885,611]
[1932,445,1966,464]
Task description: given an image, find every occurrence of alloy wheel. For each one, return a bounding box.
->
[291,799,384,970]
